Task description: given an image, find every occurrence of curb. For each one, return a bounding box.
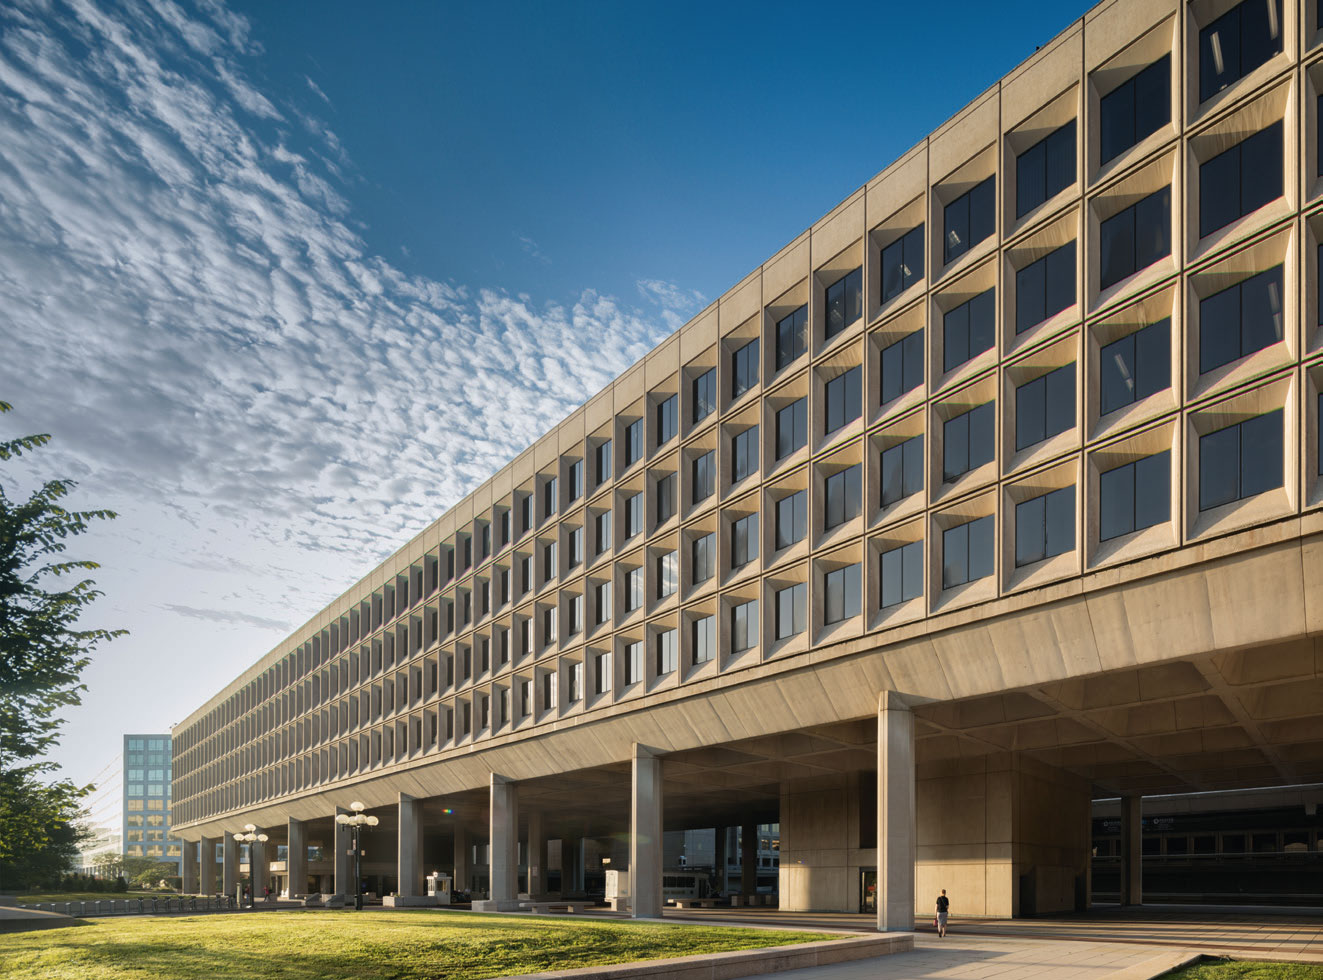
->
[1105,950,1205,980]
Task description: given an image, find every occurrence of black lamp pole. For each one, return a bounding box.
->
[353,823,363,912]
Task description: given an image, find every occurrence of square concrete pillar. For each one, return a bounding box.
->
[334,806,353,899]
[198,837,217,893]
[287,818,307,898]
[222,834,239,898]
[182,839,199,895]
[740,822,757,896]
[630,744,663,918]
[714,826,727,895]
[453,825,469,895]
[398,794,424,897]
[1120,795,1142,906]
[251,832,270,898]
[877,691,915,932]
[527,810,547,898]
[562,836,581,895]
[489,775,518,904]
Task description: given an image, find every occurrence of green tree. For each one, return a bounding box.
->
[0,401,125,890]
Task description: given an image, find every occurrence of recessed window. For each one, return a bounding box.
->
[776,398,808,459]
[656,628,678,674]
[1015,486,1075,566]
[942,515,995,588]
[692,369,717,424]
[1199,121,1282,238]
[774,582,807,639]
[655,473,676,525]
[624,492,643,538]
[825,268,863,341]
[823,563,861,624]
[732,426,759,483]
[1016,120,1076,217]
[1099,54,1171,165]
[1100,318,1170,416]
[1198,409,1283,510]
[825,367,862,435]
[731,513,758,568]
[624,641,643,684]
[543,477,558,519]
[692,450,716,503]
[656,395,678,445]
[944,288,996,372]
[692,615,716,664]
[881,331,924,405]
[1016,364,1075,451]
[881,435,924,508]
[624,567,644,612]
[882,226,924,301]
[656,550,679,598]
[1100,187,1171,290]
[1100,451,1170,540]
[732,339,760,399]
[943,402,995,482]
[568,527,583,568]
[775,491,808,549]
[1198,0,1283,103]
[1199,265,1283,375]
[731,599,758,652]
[1015,241,1075,334]
[880,540,923,609]
[692,533,716,585]
[776,305,808,370]
[595,581,612,625]
[594,511,612,554]
[623,418,644,467]
[824,465,863,530]
[543,541,558,580]
[944,176,995,264]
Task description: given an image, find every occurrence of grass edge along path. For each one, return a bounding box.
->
[0,907,844,980]
[1161,959,1323,980]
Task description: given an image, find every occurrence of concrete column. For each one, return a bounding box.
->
[740,823,757,896]
[251,832,270,899]
[453,825,469,895]
[630,744,663,918]
[398,794,424,897]
[334,806,353,899]
[489,774,518,904]
[877,691,915,932]
[527,810,547,898]
[287,818,307,898]
[199,836,217,893]
[182,839,199,895]
[562,837,581,895]
[1120,795,1142,906]
[714,826,727,895]
[222,834,239,898]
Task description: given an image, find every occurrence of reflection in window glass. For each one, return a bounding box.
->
[1100,319,1170,417]
[775,583,807,639]
[1199,122,1282,238]
[1199,265,1284,374]
[1099,55,1171,165]
[775,491,807,549]
[943,402,995,482]
[1199,0,1283,103]
[880,540,923,609]
[881,331,924,405]
[882,226,924,301]
[1100,452,1170,541]
[1016,120,1075,217]
[944,176,995,264]
[824,465,862,530]
[1099,186,1171,290]
[881,435,924,508]
[825,268,863,341]
[942,515,995,588]
[776,399,808,459]
[1015,486,1075,566]
[1015,365,1075,451]
[1198,409,1283,510]
[943,288,996,372]
[823,564,861,624]
[825,367,862,434]
[775,306,808,369]
[1015,241,1076,333]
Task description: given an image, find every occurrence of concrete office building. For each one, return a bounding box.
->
[123,734,182,876]
[173,0,1323,928]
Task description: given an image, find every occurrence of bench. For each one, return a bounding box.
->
[670,899,718,909]
[519,901,590,914]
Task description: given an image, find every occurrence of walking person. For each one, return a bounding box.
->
[935,889,950,938]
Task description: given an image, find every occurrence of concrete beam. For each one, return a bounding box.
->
[631,744,663,918]
[877,691,915,932]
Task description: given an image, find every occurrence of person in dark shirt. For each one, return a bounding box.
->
[935,889,949,937]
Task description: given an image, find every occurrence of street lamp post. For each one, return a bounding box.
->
[335,802,378,911]
[233,824,268,907]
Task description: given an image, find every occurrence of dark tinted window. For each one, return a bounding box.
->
[882,225,925,301]
[944,176,995,264]
[825,268,863,341]
[731,426,759,482]
[776,398,808,459]
[656,394,678,445]
[1199,409,1283,510]
[1016,365,1075,451]
[624,418,644,466]
[1100,187,1171,290]
[1014,486,1075,566]
[881,331,924,405]
[775,491,807,549]
[775,583,807,639]
[943,402,995,482]
[1016,120,1076,217]
[881,435,924,508]
[1199,121,1282,238]
[1099,55,1171,164]
[880,540,923,609]
[1199,0,1284,103]
[692,450,715,503]
[1099,319,1170,417]
[1199,265,1284,374]
[1099,451,1170,541]
[596,440,613,485]
[691,533,715,584]
[692,369,717,424]
[823,564,861,624]
[655,473,675,524]
[1015,240,1076,333]
[775,305,808,370]
[824,465,862,529]
[731,513,758,567]
[732,339,760,398]
[943,288,996,372]
[942,515,995,588]
[825,366,862,434]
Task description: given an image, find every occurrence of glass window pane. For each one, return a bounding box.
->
[1240,121,1283,217]
[1135,318,1171,402]
[881,443,903,507]
[1240,409,1283,499]
[1200,281,1243,374]
[1199,424,1242,510]
[1017,376,1045,451]
[1099,333,1137,417]
[1134,55,1171,145]
[1134,186,1172,270]
[843,563,861,619]
[944,412,969,481]
[1045,365,1075,440]
[968,515,995,581]
[902,540,923,603]
[970,176,995,246]
[1134,451,1171,531]
[1045,241,1076,320]
[970,289,996,356]
[1199,143,1242,238]
[1099,462,1136,541]
[1045,486,1075,558]
[881,547,903,608]
[1016,494,1046,566]
[1017,140,1046,217]
[1100,72,1136,164]
[944,300,970,372]
[1016,254,1047,333]
[1239,265,1284,358]
[942,523,967,589]
[1100,203,1135,290]
[903,435,924,497]
[1046,120,1076,198]
[970,402,995,468]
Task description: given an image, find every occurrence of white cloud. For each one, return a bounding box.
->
[0,0,680,784]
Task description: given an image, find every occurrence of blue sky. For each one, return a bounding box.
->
[0,0,1092,834]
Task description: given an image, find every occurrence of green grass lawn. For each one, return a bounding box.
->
[9,891,166,904]
[0,908,840,980]
[1163,961,1323,980]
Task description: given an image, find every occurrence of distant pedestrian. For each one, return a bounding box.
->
[263,886,270,901]
[935,889,949,938]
